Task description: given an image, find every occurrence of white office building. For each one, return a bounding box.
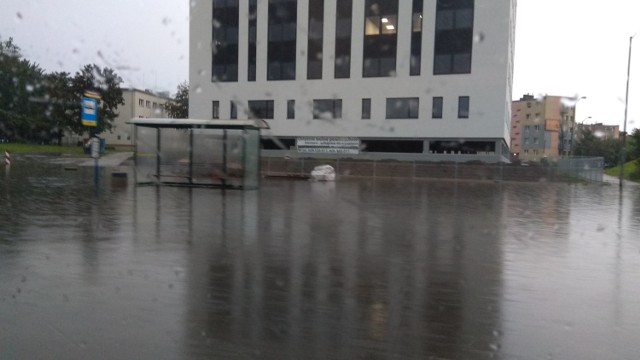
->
[189,0,516,161]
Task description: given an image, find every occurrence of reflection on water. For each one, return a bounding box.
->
[1,159,640,359]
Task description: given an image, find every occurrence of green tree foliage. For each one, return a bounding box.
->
[0,37,124,143]
[573,128,622,167]
[164,81,188,118]
[0,37,51,142]
[70,64,124,136]
[43,71,74,145]
[627,128,640,180]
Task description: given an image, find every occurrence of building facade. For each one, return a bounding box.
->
[574,123,620,141]
[102,88,171,149]
[190,0,516,162]
[510,94,579,161]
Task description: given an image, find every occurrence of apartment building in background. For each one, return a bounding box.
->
[189,0,516,162]
[510,94,578,161]
[574,123,620,141]
[102,88,171,149]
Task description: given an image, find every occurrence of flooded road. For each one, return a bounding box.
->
[1,159,640,359]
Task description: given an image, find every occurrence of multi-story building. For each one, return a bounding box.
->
[190,0,516,162]
[510,94,578,161]
[103,88,171,149]
[574,123,620,141]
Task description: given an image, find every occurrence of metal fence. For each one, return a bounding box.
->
[557,157,604,182]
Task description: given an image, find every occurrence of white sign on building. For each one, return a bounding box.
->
[296,137,360,155]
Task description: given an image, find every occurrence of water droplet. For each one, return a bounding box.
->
[596,224,605,232]
[25,84,34,92]
[161,17,172,26]
[474,32,485,43]
[194,86,202,94]
[16,12,23,21]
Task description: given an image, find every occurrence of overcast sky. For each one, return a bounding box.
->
[0,0,638,130]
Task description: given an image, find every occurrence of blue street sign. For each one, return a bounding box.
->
[82,92,100,127]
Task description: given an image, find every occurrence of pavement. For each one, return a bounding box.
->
[45,152,134,167]
[602,173,639,186]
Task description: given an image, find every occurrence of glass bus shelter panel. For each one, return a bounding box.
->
[190,129,247,188]
[158,128,191,184]
[135,127,159,183]
[242,129,261,189]
[191,129,226,186]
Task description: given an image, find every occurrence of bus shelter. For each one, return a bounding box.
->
[127,118,269,189]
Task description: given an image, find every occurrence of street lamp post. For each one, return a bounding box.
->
[619,34,635,188]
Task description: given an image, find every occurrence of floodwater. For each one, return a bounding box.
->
[1,158,640,360]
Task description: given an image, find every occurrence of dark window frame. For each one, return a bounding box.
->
[313,99,343,119]
[248,100,275,119]
[458,96,470,118]
[212,100,220,119]
[432,96,443,119]
[287,100,295,119]
[386,97,419,119]
[362,98,371,119]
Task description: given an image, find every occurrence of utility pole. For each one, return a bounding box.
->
[619,34,635,188]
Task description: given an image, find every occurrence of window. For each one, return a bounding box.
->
[334,0,352,78]
[362,98,371,119]
[533,137,539,144]
[458,96,469,118]
[138,99,144,107]
[146,100,151,108]
[386,97,419,119]
[248,100,274,119]
[527,102,531,108]
[363,0,398,77]
[212,101,219,119]
[434,0,474,75]
[307,0,324,80]
[526,114,530,119]
[248,0,257,81]
[230,101,237,119]
[410,0,423,76]
[212,0,239,82]
[117,135,121,140]
[534,125,540,131]
[287,100,295,119]
[268,0,297,80]
[432,97,443,118]
[313,99,342,119]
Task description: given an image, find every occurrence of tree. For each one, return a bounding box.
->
[70,64,124,136]
[43,72,75,145]
[0,37,50,142]
[165,82,188,118]
[573,129,623,167]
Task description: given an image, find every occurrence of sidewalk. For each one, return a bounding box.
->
[602,174,640,186]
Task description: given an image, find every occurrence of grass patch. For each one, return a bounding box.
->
[0,143,86,156]
[605,161,639,181]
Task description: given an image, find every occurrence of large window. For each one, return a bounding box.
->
[248,100,274,119]
[410,0,423,76]
[313,99,342,119]
[307,0,324,79]
[334,0,352,78]
[432,96,443,118]
[386,98,419,119]
[212,0,239,82]
[458,96,470,118]
[248,0,257,81]
[434,0,474,75]
[363,0,398,77]
[268,0,297,80]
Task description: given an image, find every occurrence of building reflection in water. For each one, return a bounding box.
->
[136,179,510,359]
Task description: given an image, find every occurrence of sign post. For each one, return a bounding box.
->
[82,91,102,191]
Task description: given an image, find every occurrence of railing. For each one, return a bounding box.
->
[557,157,604,182]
